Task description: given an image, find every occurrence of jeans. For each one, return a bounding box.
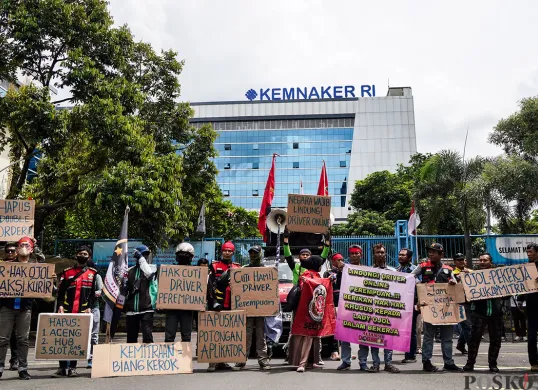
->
[341,342,352,364]
[359,345,393,366]
[164,310,193,342]
[0,307,31,372]
[9,329,18,364]
[126,312,154,343]
[528,313,538,365]
[457,303,472,347]
[90,306,100,358]
[405,310,419,359]
[245,317,268,364]
[512,307,527,338]
[467,315,503,367]
[60,360,77,369]
[423,323,454,365]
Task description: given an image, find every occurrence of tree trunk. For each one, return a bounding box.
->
[7,147,35,199]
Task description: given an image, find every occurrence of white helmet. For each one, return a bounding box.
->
[175,242,195,255]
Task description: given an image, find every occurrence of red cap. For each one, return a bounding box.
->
[18,236,35,249]
[222,241,235,252]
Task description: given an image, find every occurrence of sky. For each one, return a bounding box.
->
[108,0,538,158]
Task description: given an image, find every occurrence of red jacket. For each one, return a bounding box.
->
[210,260,240,309]
[57,266,97,313]
[418,260,454,284]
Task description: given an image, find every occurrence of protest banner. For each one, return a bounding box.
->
[0,199,35,240]
[0,262,54,298]
[197,310,247,363]
[416,283,466,325]
[334,265,416,352]
[292,277,336,337]
[287,194,331,234]
[230,267,279,316]
[91,342,192,378]
[461,263,538,301]
[35,313,92,360]
[156,265,208,311]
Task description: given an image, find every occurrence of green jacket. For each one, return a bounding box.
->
[284,244,330,285]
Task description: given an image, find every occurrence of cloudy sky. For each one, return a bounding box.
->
[109,0,537,158]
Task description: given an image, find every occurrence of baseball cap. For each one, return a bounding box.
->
[248,245,262,254]
[453,253,465,260]
[428,243,444,252]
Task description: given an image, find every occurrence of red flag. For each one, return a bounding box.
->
[317,161,329,196]
[292,277,335,337]
[258,154,277,241]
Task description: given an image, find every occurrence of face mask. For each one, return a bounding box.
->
[18,247,30,257]
[76,255,88,265]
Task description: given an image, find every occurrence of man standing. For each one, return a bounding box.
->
[510,296,526,342]
[53,245,97,378]
[525,243,538,371]
[358,244,400,373]
[397,248,419,364]
[207,241,241,372]
[165,243,196,344]
[124,245,158,344]
[0,237,38,380]
[86,260,103,369]
[0,243,19,372]
[233,245,271,371]
[452,253,472,355]
[463,253,504,373]
[412,243,462,372]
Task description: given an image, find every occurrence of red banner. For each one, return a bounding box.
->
[258,154,277,241]
[291,277,335,337]
[317,161,328,196]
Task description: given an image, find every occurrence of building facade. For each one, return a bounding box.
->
[191,86,417,221]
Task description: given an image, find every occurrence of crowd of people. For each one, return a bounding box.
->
[1,236,538,380]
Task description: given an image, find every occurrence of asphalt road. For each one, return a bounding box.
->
[2,335,536,390]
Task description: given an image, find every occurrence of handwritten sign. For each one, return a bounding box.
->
[0,199,35,240]
[416,283,466,325]
[197,310,247,363]
[35,313,92,360]
[0,262,54,298]
[287,194,331,234]
[230,267,279,316]
[156,265,208,310]
[91,342,192,378]
[334,265,416,352]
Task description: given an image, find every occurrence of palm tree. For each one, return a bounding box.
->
[416,150,487,267]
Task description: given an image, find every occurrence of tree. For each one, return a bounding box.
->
[417,150,487,265]
[331,210,394,236]
[0,0,220,249]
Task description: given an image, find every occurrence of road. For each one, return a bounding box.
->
[1,335,536,390]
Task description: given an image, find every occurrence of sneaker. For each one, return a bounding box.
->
[463,363,474,372]
[259,361,271,370]
[423,361,438,372]
[523,337,528,342]
[330,352,341,361]
[51,369,67,378]
[317,359,324,366]
[444,364,463,372]
[456,344,468,355]
[207,364,216,372]
[68,369,78,377]
[501,337,507,342]
[232,363,246,371]
[359,364,368,371]
[296,366,305,373]
[514,336,521,342]
[87,359,92,369]
[489,366,499,373]
[401,358,417,363]
[217,363,232,370]
[367,365,380,373]
[416,348,422,355]
[337,362,351,371]
[384,364,400,373]
[19,370,31,380]
[9,361,18,371]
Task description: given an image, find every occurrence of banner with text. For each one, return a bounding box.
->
[486,236,538,265]
[230,267,279,316]
[416,283,466,325]
[156,265,207,310]
[461,263,538,301]
[0,262,54,298]
[292,277,336,337]
[91,342,192,378]
[334,265,415,352]
[35,313,92,360]
[0,199,34,240]
[287,194,331,234]
[197,310,247,363]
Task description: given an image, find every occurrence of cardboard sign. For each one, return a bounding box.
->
[35,313,92,360]
[0,262,54,298]
[461,263,538,301]
[156,265,208,310]
[0,199,35,240]
[91,342,192,378]
[230,267,279,316]
[287,194,331,234]
[197,310,247,363]
[335,265,416,352]
[416,283,466,325]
